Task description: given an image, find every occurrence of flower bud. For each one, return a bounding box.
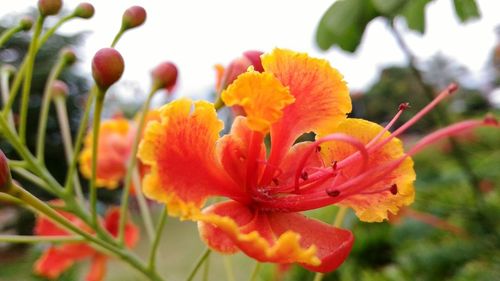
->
[243,50,264,72]
[51,80,69,98]
[92,48,124,90]
[60,47,77,65]
[151,62,178,92]
[19,16,34,31]
[38,0,63,17]
[223,56,252,88]
[74,2,95,19]
[0,149,12,193]
[121,6,146,30]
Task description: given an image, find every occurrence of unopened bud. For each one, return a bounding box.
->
[74,2,95,19]
[51,80,69,98]
[223,56,252,88]
[121,6,146,30]
[243,50,264,72]
[92,48,124,90]
[38,0,62,17]
[60,48,77,65]
[0,149,12,193]
[151,62,178,92]
[19,16,34,31]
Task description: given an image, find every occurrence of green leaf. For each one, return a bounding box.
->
[315,0,379,52]
[453,0,481,22]
[400,0,432,34]
[370,0,407,16]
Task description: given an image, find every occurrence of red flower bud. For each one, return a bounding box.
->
[0,149,12,193]
[92,48,124,90]
[121,6,147,30]
[19,16,34,31]
[223,56,252,87]
[51,80,69,98]
[151,62,178,92]
[38,0,62,17]
[74,2,95,19]
[60,47,77,65]
[243,50,264,72]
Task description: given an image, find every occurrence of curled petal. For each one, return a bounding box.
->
[197,201,321,267]
[221,70,295,133]
[138,98,245,217]
[263,48,351,172]
[79,118,134,189]
[321,119,416,222]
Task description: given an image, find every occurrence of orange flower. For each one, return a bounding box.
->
[34,202,138,281]
[138,48,496,272]
[79,117,135,189]
[79,110,160,191]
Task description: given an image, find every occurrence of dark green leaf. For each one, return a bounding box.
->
[453,0,481,22]
[401,0,432,34]
[315,0,379,52]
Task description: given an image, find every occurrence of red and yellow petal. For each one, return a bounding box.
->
[320,118,416,222]
[79,117,134,189]
[197,201,321,267]
[221,70,295,133]
[262,48,351,170]
[138,98,244,218]
[267,212,354,273]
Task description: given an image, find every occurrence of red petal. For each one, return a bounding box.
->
[85,254,108,281]
[34,244,94,279]
[103,207,139,248]
[267,212,354,273]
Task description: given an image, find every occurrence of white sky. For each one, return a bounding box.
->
[2,0,500,100]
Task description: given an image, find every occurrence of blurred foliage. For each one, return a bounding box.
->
[316,0,481,52]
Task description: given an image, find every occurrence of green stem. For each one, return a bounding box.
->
[53,97,85,203]
[313,206,348,281]
[4,182,165,281]
[1,65,16,129]
[185,248,212,281]
[0,193,23,205]
[111,29,126,47]
[148,207,168,271]
[37,15,73,49]
[0,25,23,47]
[0,116,64,196]
[223,256,236,281]
[3,14,74,117]
[133,169,155,242]
[63,87,96,192]
[19,16,44,144]
[36,56,67,162]
[118,86,158,243]
[203,254,211,281]
[0,235,84,243]
[248,262,261,281]
[89,90,105,225]
[11,167,49,192]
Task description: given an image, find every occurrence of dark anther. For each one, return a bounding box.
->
[300,171,308,181]
[272,178,279,185]
[316,146,321,152]
[398,102,410,111]
[332,161,338,171]
[326,189,341,197]
[390,184,398,195]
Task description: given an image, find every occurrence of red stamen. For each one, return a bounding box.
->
[366,103,409,149]
[293,134,369,193]
[245,131,264,194]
